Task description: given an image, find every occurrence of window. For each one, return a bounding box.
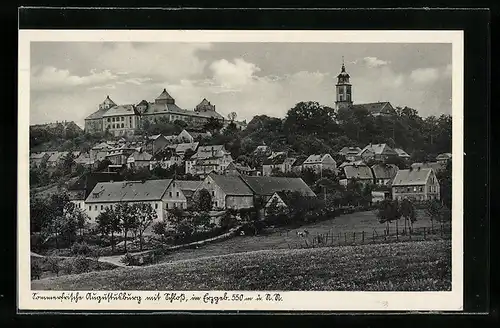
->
[121,117,124,121]
[215,201,218,207]
[211,191,215,196]
[176,192,179,197]
[121,123,124,128]
[174,203,177,208]
[169,192,172,197]
[339,94,344,101]
[155,203,158,209]
[89,206,91,211]
[112,117,115,122]
[112,124,115,129]
[101,205,103,210]
[107,118,110,122]
[94,205,97,211]
[413,187,417,192]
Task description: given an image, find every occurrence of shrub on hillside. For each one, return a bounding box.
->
[71,242,92,256]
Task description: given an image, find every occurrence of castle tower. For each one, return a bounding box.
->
[99,95,116,111]
[155,88,175,105]
[335,58,353,110]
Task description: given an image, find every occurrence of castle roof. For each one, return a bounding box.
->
[351,102,395,116]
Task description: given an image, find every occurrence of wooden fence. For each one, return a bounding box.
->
[284,224,451,250]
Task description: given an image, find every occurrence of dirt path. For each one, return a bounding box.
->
[31,251,127,268]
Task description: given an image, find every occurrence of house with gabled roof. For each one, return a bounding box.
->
[177,129,212,143]
[240,175,316,204]
[189,144,233,177]
[85,179,173,222]
[262,154,296,176]
[436,152,452,164]
[339,164,374,187]
[164,180,202,210]
[145,134,169,155]
[150,148,183,170]
[410,162,446,174]
[194,173,254,210]
[30,152,50,168]
[302,154,337,174]
[338,146,362,161]
[46,151,69,168]
[394,148,411,159]
[127,150,153,169]
[357,143,398,161]
[392,167,440,202]
[291,155,308,174]
[371,163,399,186]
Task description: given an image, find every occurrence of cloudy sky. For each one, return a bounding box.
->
[30,42,452,128]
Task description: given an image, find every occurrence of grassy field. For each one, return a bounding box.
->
[153,210,448,264]
[32,239,451,291]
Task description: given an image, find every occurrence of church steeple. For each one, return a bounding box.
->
[335,57,353,110]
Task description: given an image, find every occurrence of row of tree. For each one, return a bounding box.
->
[95,202,157,253]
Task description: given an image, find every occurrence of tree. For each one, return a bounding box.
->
[168,208,194,240]
[203,117,223,134]
[116,202,137,253]
[134,202,158,251]
[376,199,401,235]
[96,206,121,253]
[425,200,450,233]
[227,112,237,122]
[265,197,289,226]
[194,188,212,212]
[399,198,417,234]
[283,101,337,139]
[152,220,168,243]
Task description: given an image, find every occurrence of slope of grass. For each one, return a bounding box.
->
[32,240,451,291]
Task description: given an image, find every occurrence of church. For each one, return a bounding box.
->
[335,61,397,116]
[84,89,225,136]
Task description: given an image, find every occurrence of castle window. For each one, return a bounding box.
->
[121,123,124,128]
[107,118,110,122]
[112,117,115,122]
[339,94,344,101]
[121,117,124,121]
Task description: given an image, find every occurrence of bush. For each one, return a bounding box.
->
[71,242,92,256]
[120,252,155,266]
[71,256,91,274]
[31,261,43,280]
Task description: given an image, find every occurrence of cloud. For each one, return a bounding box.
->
[31,66,118,91]
[410,67,440,84]
[209,58,261,88]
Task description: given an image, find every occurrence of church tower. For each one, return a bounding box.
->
[335,58,353,110]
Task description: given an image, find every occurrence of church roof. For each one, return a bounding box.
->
[351,102,395,115]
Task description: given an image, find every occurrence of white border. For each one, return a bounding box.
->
[18,30,464,311]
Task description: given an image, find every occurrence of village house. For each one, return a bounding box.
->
[89,142,113,162]
[339,160,366,169]
[150,149,183,170]
[357,143,399,161]
[127,150,153,169]
[188,145,233,177]
[166,142,199,158]
[253,144,272,157]
[145,134,169,155]
[177,129,211,143]
[394,148,411,159]
[223,162,241,176]
[105,147,137,165]
[30,152,50,168]
[262,154,296,176]
[339,164,374,187]
[371,163,399,186]
[338,146,362,162]
[67,172,122,210]
[302,154,337,174]
[163,180,202,210]
[102,104,140,137]
[74,152,97,168]
[85,179,173,222]
[436,152,452,164]
[46,151,69,168]
[371,190,391,204]
[195,173,254,210]
[291,155,308,174]
[392,167,440,202]
[410,162,446,174]
[240,175,316,205]
[264,191,291,215]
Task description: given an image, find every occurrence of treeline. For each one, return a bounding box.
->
[206,101,452,165]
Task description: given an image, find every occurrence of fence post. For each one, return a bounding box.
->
[362,231,365,243]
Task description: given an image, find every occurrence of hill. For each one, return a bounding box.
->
[32,240,451,291]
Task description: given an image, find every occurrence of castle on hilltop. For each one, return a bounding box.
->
[84,89,225,136]
[335,59,396,117]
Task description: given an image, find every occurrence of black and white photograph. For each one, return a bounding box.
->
[18,30,463,311]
